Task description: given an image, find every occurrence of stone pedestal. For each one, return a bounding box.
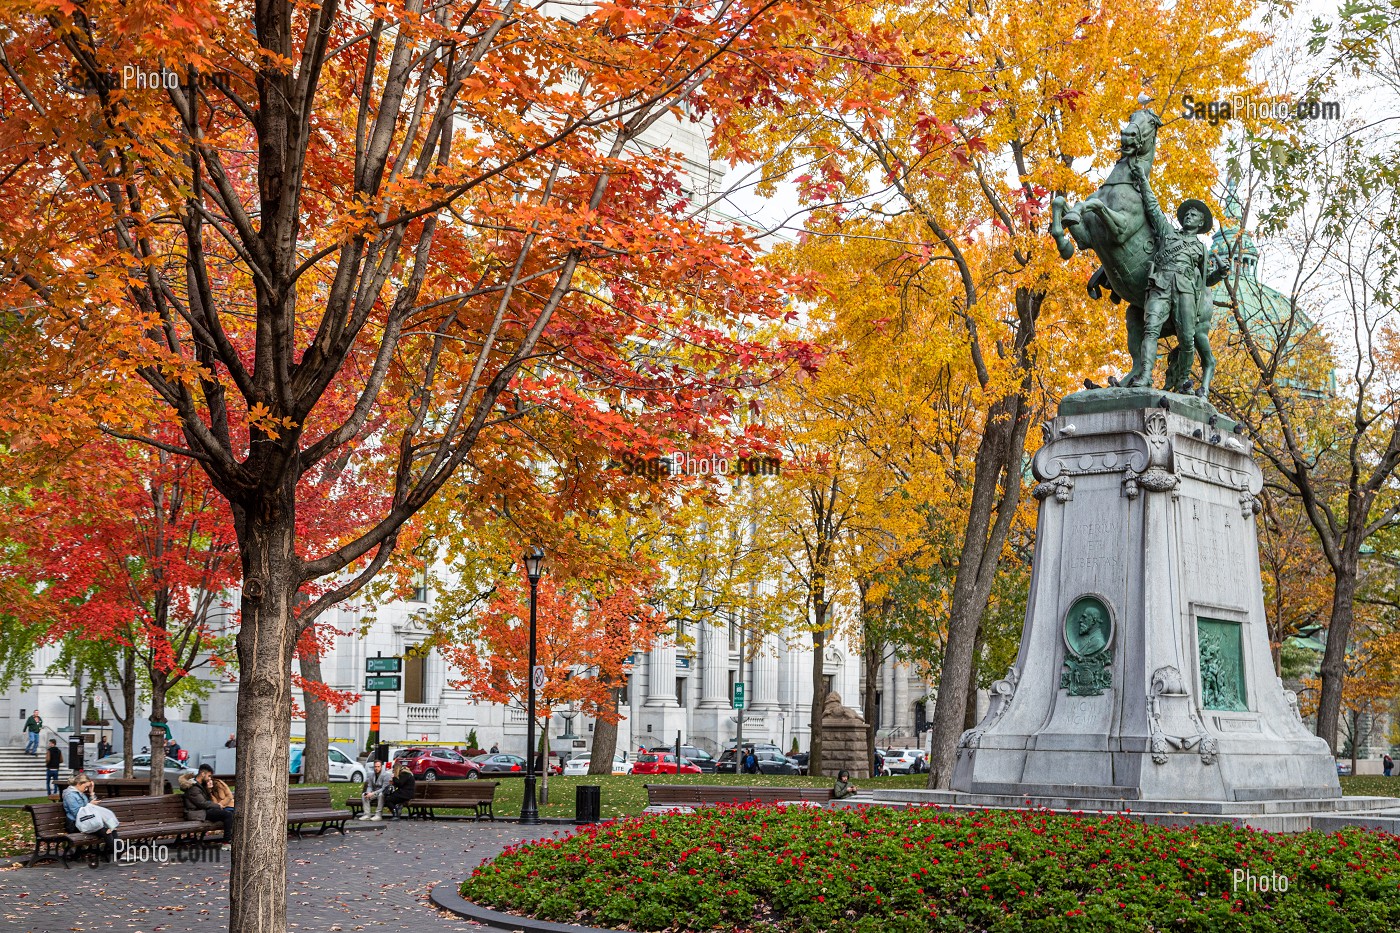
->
[819,693,871,778]
[951,393,1340,803]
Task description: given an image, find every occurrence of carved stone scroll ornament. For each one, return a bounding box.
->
[1238,484,1262,518]
[958,668,1019,749]
[1146,666,1216,766]
[1033,475,1075,503]
[1279,679,1304,725]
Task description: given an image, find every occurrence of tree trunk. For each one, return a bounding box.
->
[808,592,829,775]
[148,672,169,797]
[926,387,1032,789]
[589,688,620,776]
[119,646,137,779]
[538,725,550,806]
[229,509,301,933]
[962,627,985,732]
[300,652,330,784]
[862,634,882,779]
[1315,563,1358,754]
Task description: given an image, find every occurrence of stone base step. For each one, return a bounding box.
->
[839,789,1400,834]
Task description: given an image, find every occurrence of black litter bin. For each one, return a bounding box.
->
[67,736,85,772]
[576,784,601,824]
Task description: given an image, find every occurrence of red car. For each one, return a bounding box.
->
[396,747,480,781]
[631,752,702,775]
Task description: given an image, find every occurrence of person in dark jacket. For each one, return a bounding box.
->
[45,740,63,796]
[382,766,416,820]
[180,771,234,839]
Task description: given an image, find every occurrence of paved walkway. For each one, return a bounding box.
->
[0,820,559,932]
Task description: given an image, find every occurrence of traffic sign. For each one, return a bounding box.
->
[532,665,546,691]
[365,675,402,692]
[732,682,745,709]
[366,657,402,673]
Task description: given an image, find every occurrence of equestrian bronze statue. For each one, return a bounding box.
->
[1048,107,1226,395]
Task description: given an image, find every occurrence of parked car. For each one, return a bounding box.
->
[563,754,633,776]
[470,753,527,776]
[632,752,702,775]
[290,744,366,782]
[395,747,479,781]
[716,743,784,774]
[789,751,810,775]
[647,745,717,773]
[879,748,926,776]
[91,754,193,780]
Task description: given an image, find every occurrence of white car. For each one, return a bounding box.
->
[290,744,366,783]
[563,754,633,776]
[879,748,926,775]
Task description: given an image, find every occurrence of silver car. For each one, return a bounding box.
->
[91,754,194,780]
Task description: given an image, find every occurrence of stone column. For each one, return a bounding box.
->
[699,622,729,708]
[880,658,894,734]
[645,640,677,705]
[751,636,781,712]
[894,661,912,738]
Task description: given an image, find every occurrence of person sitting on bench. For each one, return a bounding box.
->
[358,760,392,821]
[180,771,234,841]
[382,765,416,820]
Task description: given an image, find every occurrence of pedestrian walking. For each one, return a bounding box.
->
[23,712,42,755]
[1384,754,1394,777]
[45,740,63,796]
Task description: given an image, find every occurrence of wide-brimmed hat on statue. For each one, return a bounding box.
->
[1177,198,1214,234]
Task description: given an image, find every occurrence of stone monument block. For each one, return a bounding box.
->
[819,692,870,779]
[951,393,1340,803]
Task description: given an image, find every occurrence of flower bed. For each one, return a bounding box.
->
[462,804,1400,932]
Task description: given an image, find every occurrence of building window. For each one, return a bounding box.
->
[404,653,426,704]
[873,691,883,731]
[411,569,428,603]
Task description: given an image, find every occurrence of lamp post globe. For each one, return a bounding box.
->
[521,546,545,824]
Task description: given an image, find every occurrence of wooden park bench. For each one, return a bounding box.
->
[92,778,172,798]
[210,772,303,786]
[285,786,353,839]
[24,795,211,868]
[644,784,836,811]
[346,779,499,821]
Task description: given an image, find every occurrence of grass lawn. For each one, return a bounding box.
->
[2,774,1395,861]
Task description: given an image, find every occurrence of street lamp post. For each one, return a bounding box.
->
[521,546,546,824]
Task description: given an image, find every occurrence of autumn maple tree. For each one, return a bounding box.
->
[0,433,239,790]
[0,0,862,924]
[442,566,663,738]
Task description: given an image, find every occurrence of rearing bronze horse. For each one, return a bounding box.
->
[1048,108,1209,392]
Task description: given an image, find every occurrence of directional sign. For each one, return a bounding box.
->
[364,675,402,692]
[366,657,402,673]
[732,682,745,710]
[532,665,547,691]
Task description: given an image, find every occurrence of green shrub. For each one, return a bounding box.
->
[462,804,1400,932]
